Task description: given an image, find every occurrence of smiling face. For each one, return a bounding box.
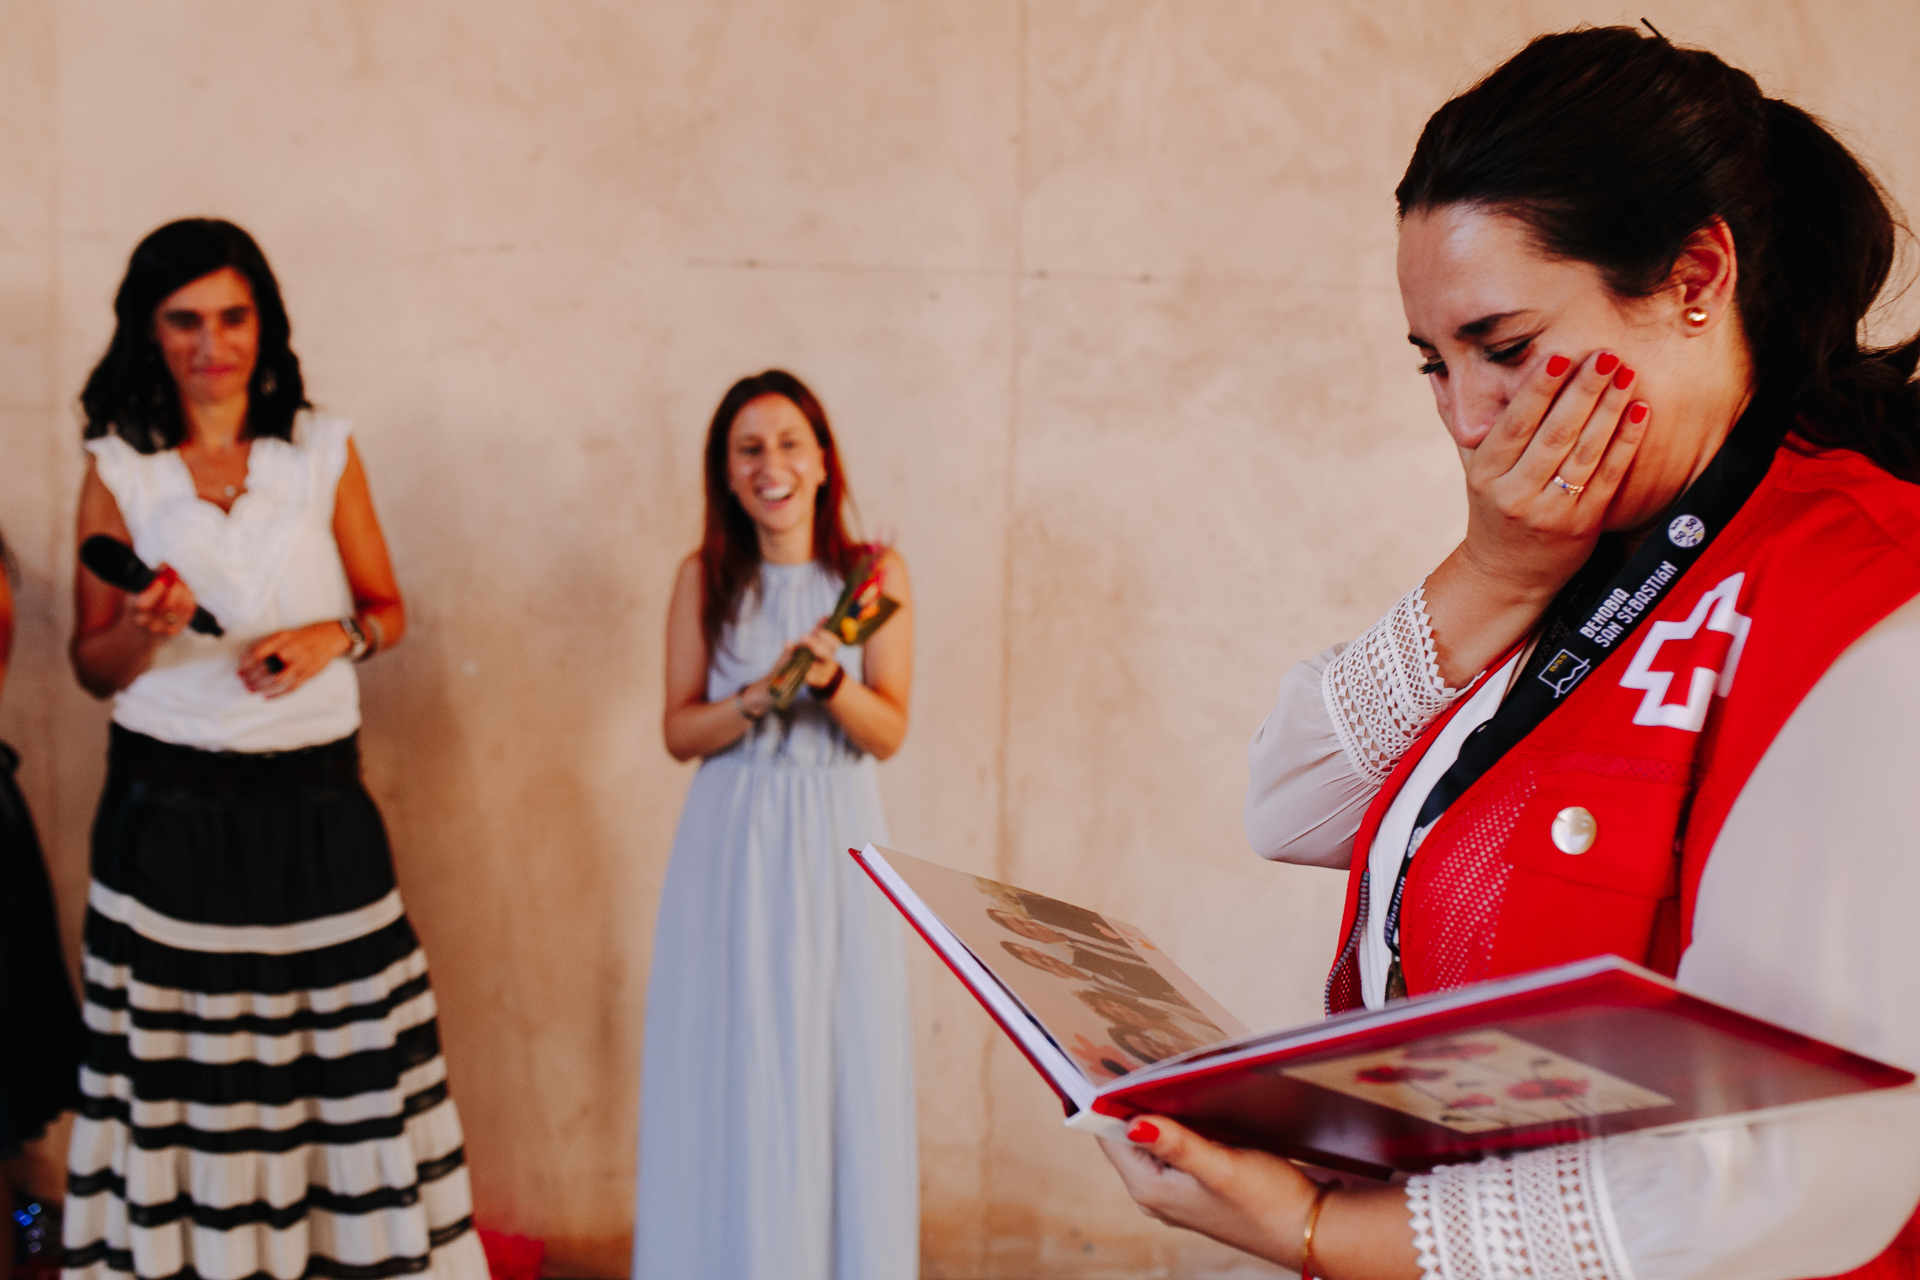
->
[987,908,1068,946]
[1398,203,1747,535]
[726,393,827,552]
[150,266,259,410]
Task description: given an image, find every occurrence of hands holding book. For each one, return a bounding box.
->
[1100,1121,1414,1280]
[856,844,1915,1280]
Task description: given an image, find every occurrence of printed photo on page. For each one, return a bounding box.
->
[1281,1030,1674,1133]
[882,850,1247,1084]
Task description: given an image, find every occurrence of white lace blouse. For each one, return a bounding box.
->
[1246,585,1920,1280]
[88,413,361,753]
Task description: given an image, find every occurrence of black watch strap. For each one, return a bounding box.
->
[810,665,847,701]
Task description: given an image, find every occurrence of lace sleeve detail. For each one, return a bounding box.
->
[1406,1146,1635,1280]
[1321,583,1469,785]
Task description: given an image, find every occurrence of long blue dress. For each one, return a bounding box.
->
[634,560,919,1280]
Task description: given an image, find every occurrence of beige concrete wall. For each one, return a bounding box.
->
[4,3,1917,1276]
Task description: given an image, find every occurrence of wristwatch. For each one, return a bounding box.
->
[810,664,847,702]
[339,615,370,662]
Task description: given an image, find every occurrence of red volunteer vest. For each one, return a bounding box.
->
[1325,440,1920,1279]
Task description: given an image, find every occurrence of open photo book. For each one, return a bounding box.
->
[852,844,1915,1179]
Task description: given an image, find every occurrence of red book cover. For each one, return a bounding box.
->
[853,844,1914,1179]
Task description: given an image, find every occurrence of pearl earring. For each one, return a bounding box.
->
[1685,307,1709,327]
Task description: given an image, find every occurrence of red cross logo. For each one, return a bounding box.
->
[1618,572,1751,732]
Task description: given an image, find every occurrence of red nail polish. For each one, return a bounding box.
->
[1629,402,1650,424]
[1128,1120,1160,1144]
[1614,366,1636,389]
[1594,353,1620,376]
[1544,354,1571,377]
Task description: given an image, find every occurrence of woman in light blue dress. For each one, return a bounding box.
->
[635,370,918,1280]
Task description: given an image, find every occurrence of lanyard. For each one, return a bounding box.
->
[1379,401,1784,1000]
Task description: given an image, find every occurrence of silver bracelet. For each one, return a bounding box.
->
[339,615,370,662]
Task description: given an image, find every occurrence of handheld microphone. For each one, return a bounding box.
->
[80,536,224,637]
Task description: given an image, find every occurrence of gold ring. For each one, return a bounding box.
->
[1553,474,1586,496]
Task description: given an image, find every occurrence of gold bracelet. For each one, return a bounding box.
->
[1302,1181,1336,1280]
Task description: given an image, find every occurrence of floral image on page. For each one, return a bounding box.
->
[1281,1030,1673,1133]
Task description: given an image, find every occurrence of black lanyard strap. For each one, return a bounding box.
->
[1379,399,1785,998]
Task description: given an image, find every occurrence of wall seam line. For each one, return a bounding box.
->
[980,0,1029,1271]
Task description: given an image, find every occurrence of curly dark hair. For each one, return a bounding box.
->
[80,218,310,453]
[1398,26,1920,480]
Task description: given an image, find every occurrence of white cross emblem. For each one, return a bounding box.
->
[1618,572,1751,732]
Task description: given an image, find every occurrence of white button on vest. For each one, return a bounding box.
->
[1552,806,1598,854]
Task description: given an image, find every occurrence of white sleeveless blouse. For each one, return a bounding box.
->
[87,412,361,752]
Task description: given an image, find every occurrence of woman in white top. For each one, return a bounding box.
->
[63,219,485,1280]
[1097,27,1920,1280]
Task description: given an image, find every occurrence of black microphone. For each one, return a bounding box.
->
[80,536,224,637]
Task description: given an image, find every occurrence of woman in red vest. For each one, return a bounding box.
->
[1101,26,1920,1280]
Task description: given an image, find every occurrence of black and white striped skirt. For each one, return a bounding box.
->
[65,726,486,1280]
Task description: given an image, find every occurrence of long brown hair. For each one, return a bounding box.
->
[699,370,864,656]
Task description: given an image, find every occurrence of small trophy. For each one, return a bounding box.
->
[768,551,901,710]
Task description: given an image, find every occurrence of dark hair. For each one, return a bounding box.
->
[1397,26,1920,480]
[80,219,309,453]
[698,370,865,656]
